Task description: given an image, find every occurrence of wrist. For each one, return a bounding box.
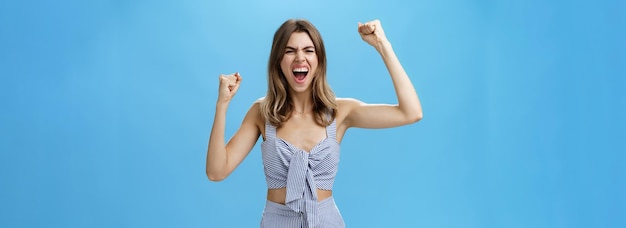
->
[216,100,229,110]
[375,40,393,57]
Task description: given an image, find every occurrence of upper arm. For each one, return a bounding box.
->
[224,102,262,171]
[340,98,421,129]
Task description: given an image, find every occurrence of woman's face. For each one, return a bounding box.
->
[280,32,318,94]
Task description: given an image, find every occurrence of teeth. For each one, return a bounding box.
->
[293,68,308,73]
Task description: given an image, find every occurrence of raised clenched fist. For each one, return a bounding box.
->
[358,19,389,49]
[217,72,242,103]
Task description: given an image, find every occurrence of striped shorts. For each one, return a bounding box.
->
[260,197,345,228]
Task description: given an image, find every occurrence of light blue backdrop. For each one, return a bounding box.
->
[1,0,625,227]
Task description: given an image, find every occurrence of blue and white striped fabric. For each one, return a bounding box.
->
[261,119,342,228]
[260,197,345,228]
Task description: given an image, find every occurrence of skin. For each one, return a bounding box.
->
[206,20,423,204]
[281,32,318,96]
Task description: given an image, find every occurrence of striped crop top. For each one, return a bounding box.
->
[261,119,341,227]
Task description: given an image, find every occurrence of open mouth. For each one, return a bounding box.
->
[292,67,309,84]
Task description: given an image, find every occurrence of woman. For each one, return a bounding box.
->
[206,18,422,228]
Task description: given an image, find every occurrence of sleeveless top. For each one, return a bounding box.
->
[261,119,341,227]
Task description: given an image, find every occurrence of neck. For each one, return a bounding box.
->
[290,91,314,115]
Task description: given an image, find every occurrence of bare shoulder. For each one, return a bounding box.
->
[252,97,264,109]
[337,97,363,108]
[336,97,363,117]
[250,97,265,139]
[249,98,264,122]
[335,98,363,130]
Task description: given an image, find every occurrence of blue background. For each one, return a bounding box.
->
[1,0,625,227]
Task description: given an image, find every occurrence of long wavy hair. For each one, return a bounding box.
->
[260,19,337,127]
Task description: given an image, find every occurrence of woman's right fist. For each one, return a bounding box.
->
[218,72,242,103]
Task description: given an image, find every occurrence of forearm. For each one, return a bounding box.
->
[376,41,423,120]
[206,102,229,181]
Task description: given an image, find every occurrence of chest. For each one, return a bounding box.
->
[276,119,327,153]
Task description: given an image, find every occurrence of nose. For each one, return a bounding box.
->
[295,51,306,62]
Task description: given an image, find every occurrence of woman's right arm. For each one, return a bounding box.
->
[206,73,261,181]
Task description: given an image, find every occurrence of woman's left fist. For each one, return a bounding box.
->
[358,19,388,47]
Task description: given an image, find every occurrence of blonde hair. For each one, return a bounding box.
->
[260,19,337,127]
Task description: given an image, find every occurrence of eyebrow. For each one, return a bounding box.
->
[285,46,315,50]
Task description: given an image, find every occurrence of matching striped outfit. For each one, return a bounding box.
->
[260,119,345,228]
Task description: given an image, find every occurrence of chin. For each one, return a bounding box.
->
[289,83,312,93]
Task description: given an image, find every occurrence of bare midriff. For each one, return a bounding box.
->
[267,188,332,205]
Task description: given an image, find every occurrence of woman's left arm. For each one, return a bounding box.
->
[344,19,423,129]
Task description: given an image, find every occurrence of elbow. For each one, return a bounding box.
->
[399,104,422,124]
[207,173,226,182]
[206,170,227,182]
[408,110,423,124]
